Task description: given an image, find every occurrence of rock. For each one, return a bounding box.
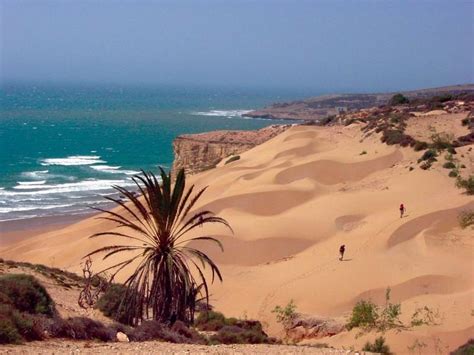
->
[171,125,290,176]
[116,331,129,342]
[286,315,345,342]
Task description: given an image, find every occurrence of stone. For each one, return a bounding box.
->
[116,331,130,342]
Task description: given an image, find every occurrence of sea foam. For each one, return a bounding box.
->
[40,155,105,166]
[191,109,252,118]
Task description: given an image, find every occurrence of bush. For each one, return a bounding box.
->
[389,94,409,106]
[420,161,432,170]
[449,170,459,178]
[0,313,22,344]
[418,149,437,162]
[451,339,474,355]
[381,130,414,146]
[54,317,115,341]
[347,300,378,330]
[363,336,392,354]
[210,325,276,345]
[458,210,474,229]
[443,162,456,169]
[129,320,198,343]
[272,300,298,333]
[431,132,454,151]
[95,284,131,325]
[0,274,55,316]
[171,320,207,344]
[0,305,44,343]
[413,141,429,151]
[195,311,228,331]
[225,155,240,165]
[456,176,474,195]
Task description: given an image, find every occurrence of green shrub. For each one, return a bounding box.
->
[389,93,409,105]
[381,130,414,146]
[272,300,298,332]
[0,274,55,316]
[378,288,402,331]
[210,325,276,344]
[54,317,115,341]
[0,304,44,343]
[95,284,131,325]
[0,313,22,344]
[410,306,441,327]
[456,176,474,195]
[347,299,378,330]
[363,336,392,354]
[443,162,456,169]
[414,141,429,151]
[195,311,228,331]
[225,155,240,165]
[418,149,437,162]
[451,339,474,355]
[449,170,459,178]
[170,320,207,344]
[430,132,454,151]
[458,210,474,229]
[420,161,432,170]
[129,320,196,343]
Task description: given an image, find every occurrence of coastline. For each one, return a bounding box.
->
[0,212,97,247]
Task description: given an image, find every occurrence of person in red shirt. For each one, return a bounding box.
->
[399,203,405,218]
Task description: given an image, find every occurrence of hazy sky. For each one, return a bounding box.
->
[1,0,473,92]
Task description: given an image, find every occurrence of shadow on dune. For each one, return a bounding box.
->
[187,235,314,266]
[274,150,402,185]
[387,201,474,248]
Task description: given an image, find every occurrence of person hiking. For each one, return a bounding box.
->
[399,203,405,218]
[339,244,345,261]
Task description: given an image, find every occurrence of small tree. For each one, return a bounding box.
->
[363,336,392,354]
[389,93,409,106]
[272,300,298,338]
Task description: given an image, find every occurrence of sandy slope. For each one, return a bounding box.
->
[1,119,473,354]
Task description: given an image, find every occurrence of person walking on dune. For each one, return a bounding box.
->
[339,244,345,261]
[399,203,405,218]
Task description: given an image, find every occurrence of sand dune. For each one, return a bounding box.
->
[2,121,473,353]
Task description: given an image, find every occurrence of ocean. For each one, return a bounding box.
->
[0,84,306,222]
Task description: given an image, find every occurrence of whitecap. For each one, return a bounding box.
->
[190,109,252,118]
[17,180,47,186]
[90,165,140,175]
[21,170,49,180]
[4,179,135,195]
[40,155,105,166]
[0,204,74,214]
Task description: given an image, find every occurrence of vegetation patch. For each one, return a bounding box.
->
[389,93,409,106]
[456,175,474,195]
[451,339,474,355]
[95,284,131,325]
[0,274,55,316]
[458,210,474,229]
[363,336,392,354]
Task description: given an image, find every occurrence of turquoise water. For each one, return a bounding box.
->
[0,84,306,221]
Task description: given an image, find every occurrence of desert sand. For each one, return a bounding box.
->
[1,115,473,354]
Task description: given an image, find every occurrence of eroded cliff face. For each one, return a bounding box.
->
[172,125,290,175]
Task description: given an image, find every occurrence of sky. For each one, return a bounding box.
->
[1,0,473,92]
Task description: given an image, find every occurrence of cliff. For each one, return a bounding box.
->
[243,84,474,122]
[172,125,290,175]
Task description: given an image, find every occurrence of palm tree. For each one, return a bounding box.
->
[85,168,232,325]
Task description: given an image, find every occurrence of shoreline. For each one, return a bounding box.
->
[0,212,97,247]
